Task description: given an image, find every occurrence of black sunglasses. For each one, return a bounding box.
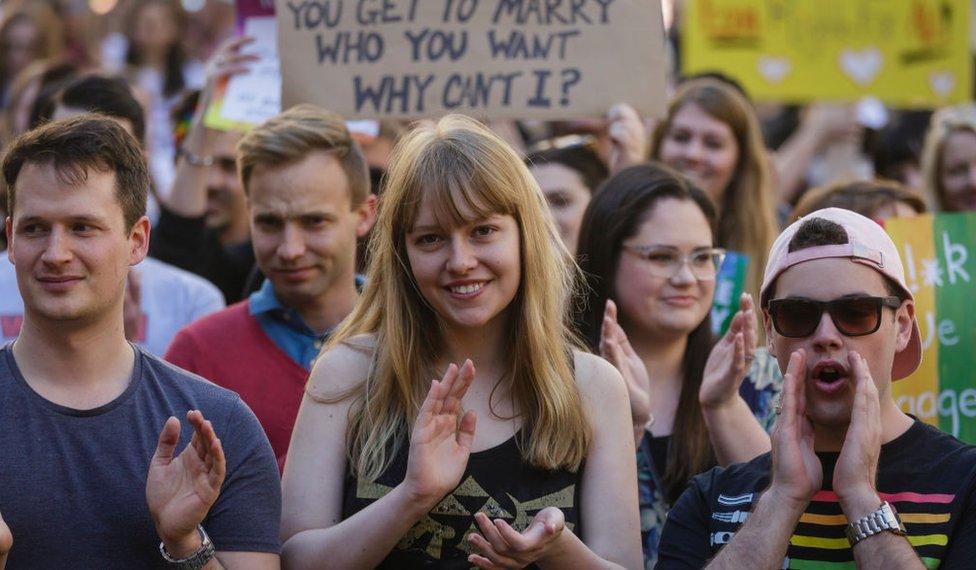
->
[767,296,902,338]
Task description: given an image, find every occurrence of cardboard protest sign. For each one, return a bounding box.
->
[682,0,972,108]
[711,251,749,337]
[887,213,976,443]
[277,0,667,120]
[205,0,280,131]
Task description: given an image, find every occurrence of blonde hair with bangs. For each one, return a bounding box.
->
[323,114,590,481]
[920,104,976,212]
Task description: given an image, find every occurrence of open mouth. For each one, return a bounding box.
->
[812,362,850,394]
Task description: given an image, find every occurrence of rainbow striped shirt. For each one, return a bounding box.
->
[656,421,976,569]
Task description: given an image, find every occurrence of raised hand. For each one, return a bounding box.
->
[700,293,757,409]
[467,508,565,569]
[607,103,648,174]
[403,361,477,506]
[196,36,260,120]
[768,350,822,507]
[600,299,652,428]
[0,510,11,568]
[834,351,883,516]
[147,410,226,555]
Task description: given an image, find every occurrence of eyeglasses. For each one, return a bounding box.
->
[622,245,726,281]
[767,296,902,338]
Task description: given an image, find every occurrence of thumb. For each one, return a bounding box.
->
[152,417,181,464]
[456,410,477,451]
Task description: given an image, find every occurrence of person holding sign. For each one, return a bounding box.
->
[655,208,976,568]
[575,163,781,567]
[280,115,642,569]
[921,104,976,213]
[651,78,778,305]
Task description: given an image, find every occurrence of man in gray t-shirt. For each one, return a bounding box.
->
[0,116,280,568]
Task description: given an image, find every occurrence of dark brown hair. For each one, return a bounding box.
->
[576,162,718,503]
[2,115,149,229]
[791,179,927,223]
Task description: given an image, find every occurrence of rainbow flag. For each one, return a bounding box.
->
[886,213,976,443]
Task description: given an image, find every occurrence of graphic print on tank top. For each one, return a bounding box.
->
[342,433,581,567]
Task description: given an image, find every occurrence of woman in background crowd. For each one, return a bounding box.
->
[122,0,204,194]
[576,163,781,568]
[791,179,927,223]
[281,115,642,569]
[0,3,64,106]
[651,78,778,303]
[921,104,976,212]
[527,143,608,254]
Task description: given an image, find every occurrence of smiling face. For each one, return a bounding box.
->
[6,162,148,326]
[657,102,740,201]
[529,162,591,254]
[765,258,914,429]
[405,193,521,335]
[939,129,976,211]
[613,198,715,339]
[248,150,373,313]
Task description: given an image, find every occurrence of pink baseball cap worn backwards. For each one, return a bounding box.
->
[759,207,922,381]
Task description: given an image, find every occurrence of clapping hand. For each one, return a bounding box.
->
[467,508,565,569]
[834,351,883,516]
[768,350,822,507]
[147,411,226,556]
[600,299,652,429]
[403,361,477,506]
[700,293,758,409]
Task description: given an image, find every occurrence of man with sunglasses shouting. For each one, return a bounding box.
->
[655,208,976,568]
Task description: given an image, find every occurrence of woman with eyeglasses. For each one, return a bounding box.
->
[576,163,782,568]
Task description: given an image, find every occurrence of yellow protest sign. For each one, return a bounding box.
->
[682,0,972,108]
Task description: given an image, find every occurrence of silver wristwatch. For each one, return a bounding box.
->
[845,502,907,546]
[159,525,216,569]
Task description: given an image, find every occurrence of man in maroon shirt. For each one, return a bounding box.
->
[165,104,376,465]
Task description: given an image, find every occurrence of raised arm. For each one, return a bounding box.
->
[700,293,772,465]
[599,299,652,446]
[280,347,477,569]
[164,36,257,219]
[705,350,821,568]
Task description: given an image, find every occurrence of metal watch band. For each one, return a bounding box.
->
[845,501,907,546]
[159,525,216,569]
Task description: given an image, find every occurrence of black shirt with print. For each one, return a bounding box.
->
[656,421,976,569]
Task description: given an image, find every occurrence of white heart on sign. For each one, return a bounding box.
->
[757,56,792,84]
[930,71,956,97]
[839,48,883,86]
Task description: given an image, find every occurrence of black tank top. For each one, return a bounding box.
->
[341,432,583,569]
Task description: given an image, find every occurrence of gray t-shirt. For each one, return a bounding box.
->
[0,344,281,568]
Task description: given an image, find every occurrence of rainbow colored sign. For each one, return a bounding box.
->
[887,213,976,443]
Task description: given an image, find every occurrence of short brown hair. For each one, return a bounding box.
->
[2,115,149,229]
[791,179,927,223]
[237,104,370,205]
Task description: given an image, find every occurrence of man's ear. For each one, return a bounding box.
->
[355,194,378,238]
[762,307,774,349]
[128,215,151,266]
[894,299,915,352]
